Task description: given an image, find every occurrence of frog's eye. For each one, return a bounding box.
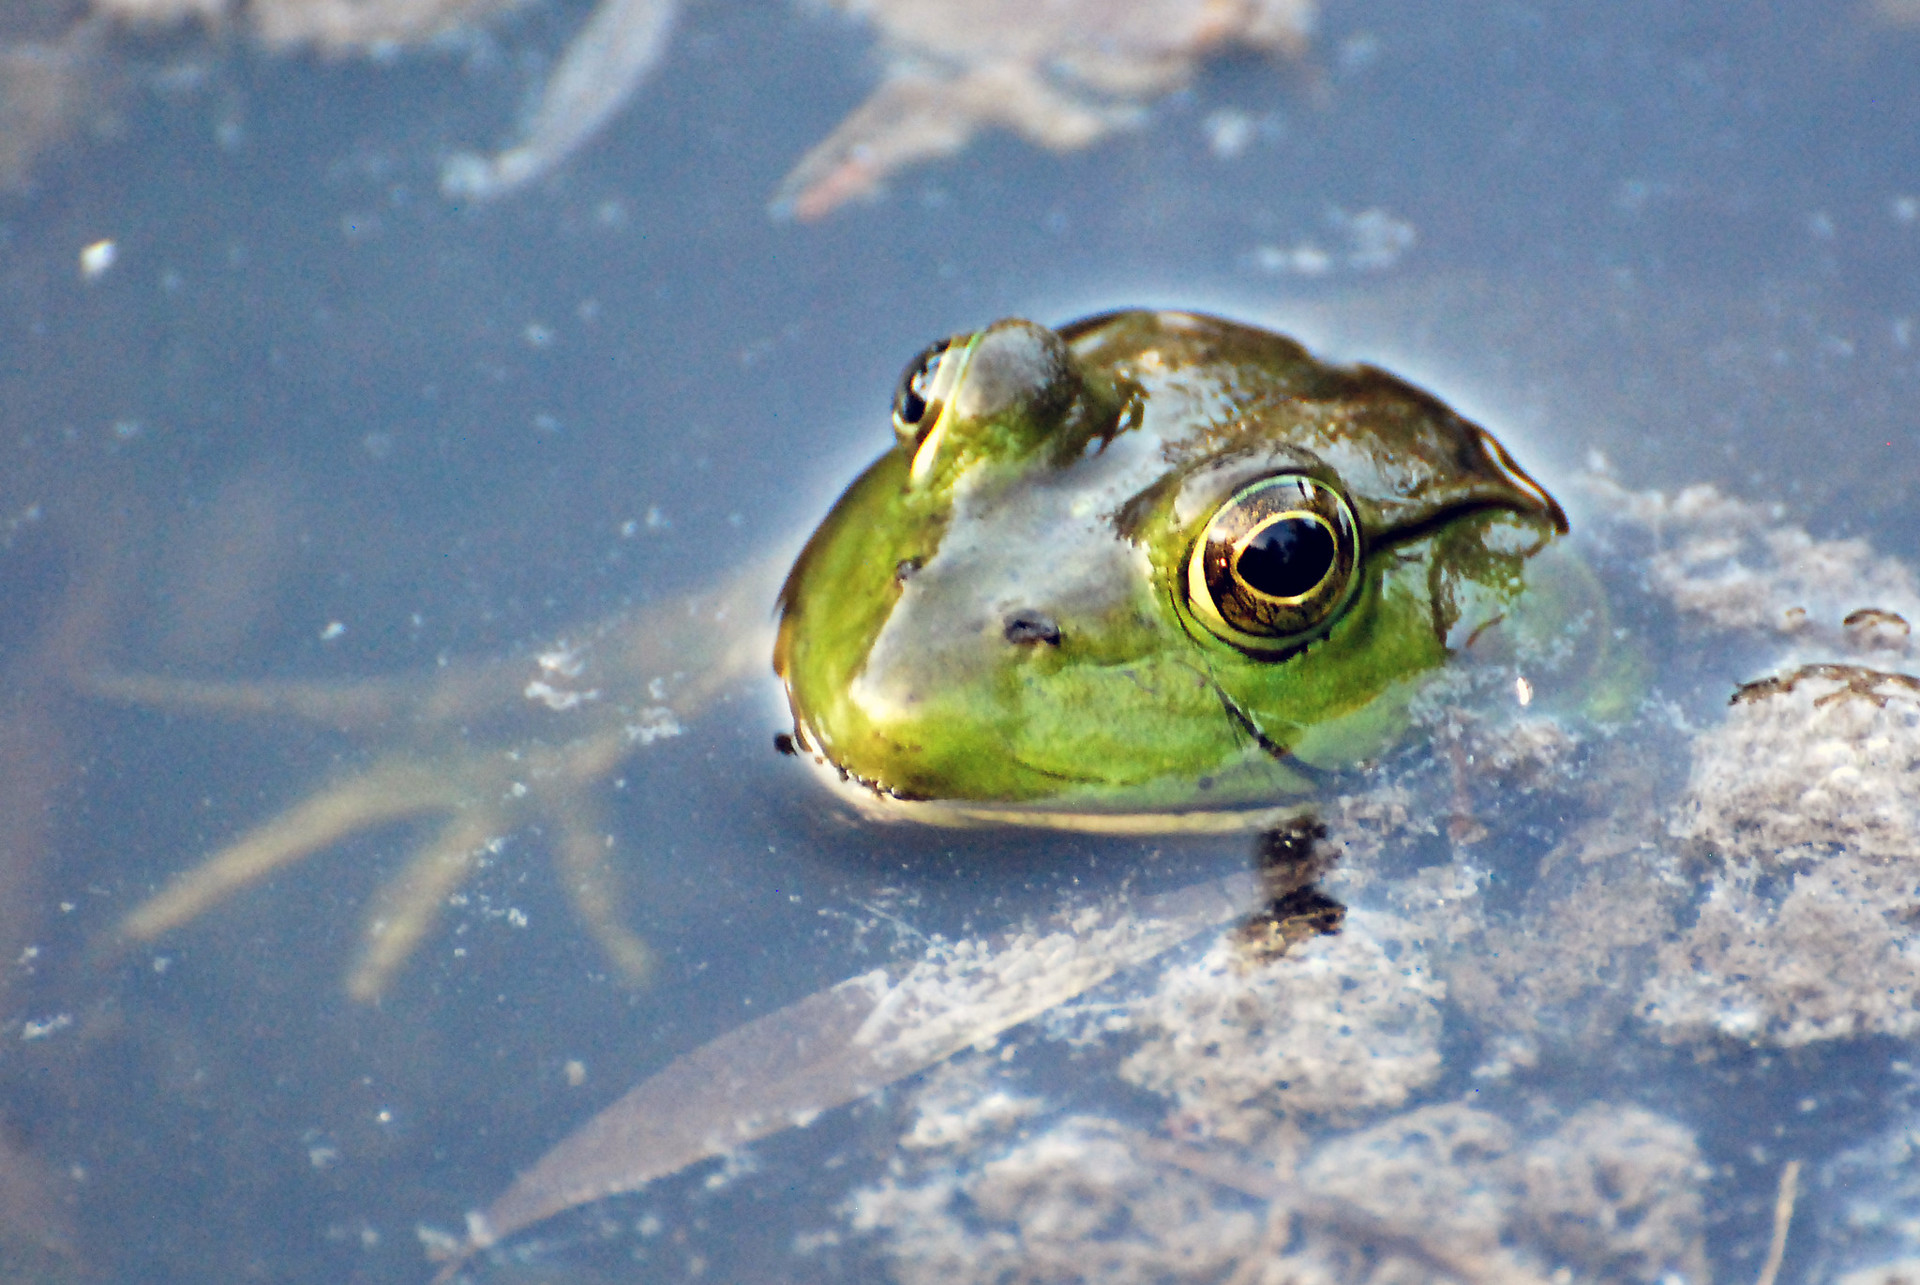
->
[1186,475,1361,654]
[892,338,964,446]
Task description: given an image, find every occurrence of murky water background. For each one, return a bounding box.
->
[4,0,1919,1280]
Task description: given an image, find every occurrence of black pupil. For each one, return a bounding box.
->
[1236,516,1335,599]
[895,342,950,427]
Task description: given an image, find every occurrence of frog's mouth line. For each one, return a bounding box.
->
[821,779,1317,834]
[784,710,1321,835]
[1204,674,1337,789]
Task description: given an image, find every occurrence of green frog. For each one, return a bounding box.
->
[105,309,1582,998]
[777,309,1572,826]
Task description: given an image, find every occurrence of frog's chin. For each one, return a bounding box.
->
[786,723,1311,835]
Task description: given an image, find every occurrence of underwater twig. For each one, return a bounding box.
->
[1753,1158,1800,1285]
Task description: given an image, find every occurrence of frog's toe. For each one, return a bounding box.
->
[551,801,655,985]
[346,782,655,1001]
[349,807,505,1002]
[119,757,470,948]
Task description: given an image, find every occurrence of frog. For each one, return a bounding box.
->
[775,309,1574,821]
[100,308,1579,1003]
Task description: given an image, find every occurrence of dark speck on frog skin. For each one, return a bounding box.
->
[1004,611,1062,646]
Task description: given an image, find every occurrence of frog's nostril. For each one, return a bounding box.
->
[1003,610,1061,646]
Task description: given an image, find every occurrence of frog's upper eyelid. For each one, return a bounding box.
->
[1169,453,1328,530]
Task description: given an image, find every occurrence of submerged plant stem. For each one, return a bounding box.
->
[1754,1159,1800,1285]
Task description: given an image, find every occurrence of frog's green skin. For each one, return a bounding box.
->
[775,310,1571,827]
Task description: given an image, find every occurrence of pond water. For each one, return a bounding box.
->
[4,0,1920,1281]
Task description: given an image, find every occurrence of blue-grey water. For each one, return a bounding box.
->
[4,0,1919,1280]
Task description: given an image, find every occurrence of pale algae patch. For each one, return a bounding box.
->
[850,1091,1709,1283]
[1643,665,1920,1046]
[837,481,1920,1282]
[1118,911,1447,1141]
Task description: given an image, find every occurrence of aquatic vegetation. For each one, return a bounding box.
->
[842,1098,1705,1285]
[764,0,1315,219]
[431,475,1920,1280]
[442,876,1253,1267]
[73,314,1920,1280]
[1644,662,1920,1046]
[1117,911,1446,1140]
[3,0,1313,207]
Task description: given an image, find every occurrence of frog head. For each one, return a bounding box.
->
[774,310,1569,823]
